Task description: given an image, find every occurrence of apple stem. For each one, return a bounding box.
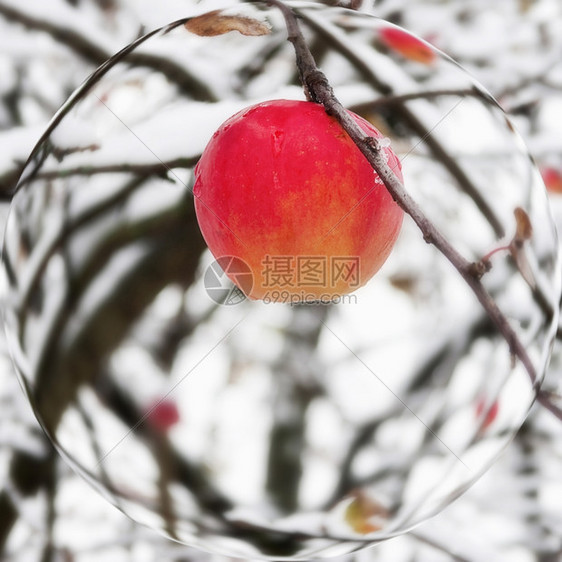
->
[266,0,562,419]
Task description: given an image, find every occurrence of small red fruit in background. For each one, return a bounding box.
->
[541,166,562,194]
[193,99,404,302]
[146,398,180,433]
[475,397,499,431]
[379,27,436,65]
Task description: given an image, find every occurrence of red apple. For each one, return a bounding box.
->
[379,27,436,65]
[475,397,499,431]
[145,398,180,433]
[193,99,404,302]
[541,166,562,194]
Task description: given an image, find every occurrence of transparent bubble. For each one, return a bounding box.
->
[1,2,560,560]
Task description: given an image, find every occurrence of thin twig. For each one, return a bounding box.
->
[496,58,562,99]
[410,531,474,562]
[537,390,562,420]
[24,157,198,185]
[350,88,489,112]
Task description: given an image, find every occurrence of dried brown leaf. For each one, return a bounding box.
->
[514,206,533,242]
[389,274,417,294]
[513,244,537,289]
[185,10,270,37]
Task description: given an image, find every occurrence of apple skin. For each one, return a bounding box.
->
[193,99,404,302]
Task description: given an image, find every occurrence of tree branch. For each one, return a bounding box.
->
[265,304,326,513]
[25,157,198,185]
[95,376,233,517]
[295,8,506,239]
[537,389,562,420]
[350,88,488,113]
[0,3,214,101]
[0,446,57,556]
[269,0,560,420]
[410,531,474,562]
[0,490,18,554]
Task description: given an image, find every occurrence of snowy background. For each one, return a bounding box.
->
[1,0,562,561]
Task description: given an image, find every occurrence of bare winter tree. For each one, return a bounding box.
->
[0,0,562,561]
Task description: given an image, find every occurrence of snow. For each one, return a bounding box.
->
[0,124,45,174]
[1,0,562,560]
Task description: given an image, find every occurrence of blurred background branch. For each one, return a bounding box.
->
[0,0,561,561]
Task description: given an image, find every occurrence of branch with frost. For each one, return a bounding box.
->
[350,88,489,112]
[0,2,213,100]
[0,446,57,557]
[24,157,199,184]
[329,314,494,503]
[0,188,207,555]
[267,0,560,421]
[0,125,47,199]
[295,8,506,238]
[409,531,473,562]
[537,389,562,419]
[266,304,327,513]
